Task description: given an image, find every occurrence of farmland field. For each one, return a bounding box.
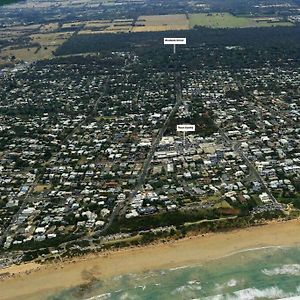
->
[133,14,189,32]
[61,21,85,29]
[0,32,73,64]
[40,23,60,33]
[30,32,74,46]
[103,25,133,33]
[188,13,293,28]
[84,20,112,28]
[0,45,57,63]
[79,19,133,34]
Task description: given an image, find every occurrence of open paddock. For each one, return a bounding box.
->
[136,14,188,26]
[7,24,41,31]
[0,43,59,63]
[188,13,293,28]
[40,23,60,33]
[0,29,24,38]
[134,14,189,32]
[84,20,112,29]
[30,32,74,46]
[132,25,188,32]
[33,184,52,193]
[114,19,134,23]
[104,26,133,33]
[112,20,133,27]
[61,21,85,29]
[78,29,109,35]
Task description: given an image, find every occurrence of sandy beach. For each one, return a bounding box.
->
[1,219,300,300]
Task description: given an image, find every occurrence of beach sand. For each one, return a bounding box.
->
[1,219,300,300]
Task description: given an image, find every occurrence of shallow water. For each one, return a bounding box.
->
[47,246,300,300]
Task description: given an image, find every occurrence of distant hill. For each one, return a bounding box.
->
[0,0,23,6]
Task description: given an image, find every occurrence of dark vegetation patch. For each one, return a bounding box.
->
[0,0,23,6]
[55,26,300,70]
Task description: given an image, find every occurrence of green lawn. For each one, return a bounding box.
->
[188,13,293,29]
[277,193,300,209]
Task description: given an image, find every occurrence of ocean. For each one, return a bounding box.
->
[47,246,300,300]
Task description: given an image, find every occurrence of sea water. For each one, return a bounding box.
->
[47,246,300,300]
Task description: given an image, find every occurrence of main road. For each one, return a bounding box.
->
[93,72,183,236]
[121,73,183,214]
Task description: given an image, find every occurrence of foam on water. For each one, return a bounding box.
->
[204,286,294,300]
[215,278,238,292]
[262,264,300,276]
[169,265,192,271]
[48,245,300,300]
[84,292,111,300]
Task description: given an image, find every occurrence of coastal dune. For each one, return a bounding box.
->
[1,219,300,300]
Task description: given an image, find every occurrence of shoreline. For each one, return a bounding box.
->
[1,218,300,300]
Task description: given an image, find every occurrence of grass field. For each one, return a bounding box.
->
[0,45,57,63]
[76,13,293,34]
[0,29,74,65]
[79,19,134,34]
[0,24,40,39]
[40,22,60,33]
[33,184,52,193]
[61,21,85,29]
[8,24,41,31]
[0,29,24,38]
[103,25,133,33]
[30,32,73,46]
[133,14,189,32]
[188,13,293,28]
[1,47,39,62]
[84,20,112,28]
[0,32,73,63]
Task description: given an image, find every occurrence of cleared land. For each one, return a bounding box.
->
[33,184,52,193]
[78,29,108,35]
[0,29,24,38]
[7,24,41,31]
[0,32,73,64]
[30,32,73,46]
[0,24,41,39]
[133,14,189,32]
[61,21,85,30]
[0,45,57,63]
[188,13,293,28]
[64,13,293,35]
[103,25,133,33]
[79,19,134,34]
[84,20,112,28]
[40,23,60,33]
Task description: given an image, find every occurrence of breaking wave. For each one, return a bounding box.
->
[262,264,300,276]
[171,280,202,295]
[204,286,295,300]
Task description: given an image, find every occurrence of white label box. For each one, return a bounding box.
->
[176,124,195,132]
[164,38,186,45]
